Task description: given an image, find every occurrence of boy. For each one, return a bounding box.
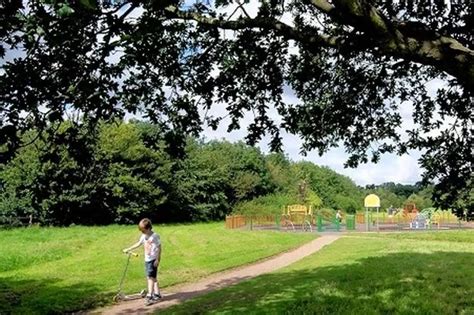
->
[123,218,162,305]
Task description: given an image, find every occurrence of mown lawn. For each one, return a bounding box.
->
[161,230,474,315]
[0,223,314,314]
[351,230,474,243]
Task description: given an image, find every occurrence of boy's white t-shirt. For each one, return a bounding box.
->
[139,232,160,262]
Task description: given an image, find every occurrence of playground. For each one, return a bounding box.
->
[226,194,474,233]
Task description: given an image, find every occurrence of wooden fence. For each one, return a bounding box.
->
[225,215,246,229]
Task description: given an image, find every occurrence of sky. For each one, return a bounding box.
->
[199,86,425,187]
[201,127,424,187]
[201,125,424,187]
[198,75,451,187]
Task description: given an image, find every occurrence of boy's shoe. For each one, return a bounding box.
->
[152,293,162,301]
[144,296,154,306]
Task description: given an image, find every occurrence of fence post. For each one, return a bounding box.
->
[335,217,340,231]
[317,215,323,232]
[250,216,253,231]
[346,215,354,230]
[275,215,280,230]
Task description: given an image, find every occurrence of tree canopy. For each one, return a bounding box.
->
[0,120,366,225]
[1,0,472,214]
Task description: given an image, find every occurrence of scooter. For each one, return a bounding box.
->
[113,251,147,302]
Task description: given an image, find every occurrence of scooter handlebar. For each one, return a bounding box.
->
[123,251,139,257]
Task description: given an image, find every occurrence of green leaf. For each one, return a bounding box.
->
[36,26,45,36]
[57,3,75,16]
[79,0,97,10]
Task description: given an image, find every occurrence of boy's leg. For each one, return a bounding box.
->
[145,261,155,295]
[144,260,157,305]
[147,277,155,296]
[151,261,161,299]
[153,278,161,297]
[144,277,155,305]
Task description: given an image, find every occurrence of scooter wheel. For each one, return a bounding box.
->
[113,294,122,302]
[140,289,147,298]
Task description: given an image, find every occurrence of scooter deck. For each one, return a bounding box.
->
[114,289,147,302]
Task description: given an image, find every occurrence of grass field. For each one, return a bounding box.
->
[352,230,474,243]
[161,230,474,314]
[0,223,315,314]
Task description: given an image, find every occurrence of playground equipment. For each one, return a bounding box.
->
[281,204,313,232]
[345,214,356,230]
[114,252,147,302]
[403,203,418,215]
[410,213,427,229]
[315,214,342,232]
[224,211,354,232]
[364,194,380,231]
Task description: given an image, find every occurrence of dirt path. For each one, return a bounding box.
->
[94,235,340,315]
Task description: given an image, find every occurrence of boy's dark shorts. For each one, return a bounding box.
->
[145,260,157,278]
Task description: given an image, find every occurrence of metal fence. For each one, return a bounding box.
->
[225,214,356,232]
[225,213,473,232]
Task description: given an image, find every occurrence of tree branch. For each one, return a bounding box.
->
[308,0,334,14]
[164,1,474,90]
[312,0,474,89]
[164,5,341,49]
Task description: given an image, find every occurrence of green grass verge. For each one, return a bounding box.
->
[161,230,474,314]
[350,230,474,243]
[0,223,315,314]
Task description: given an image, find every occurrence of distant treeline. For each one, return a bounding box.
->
[0,120,433,226]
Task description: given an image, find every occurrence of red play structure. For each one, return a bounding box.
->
[403,203,418,215]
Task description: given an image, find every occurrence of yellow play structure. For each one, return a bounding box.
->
[281,204,313,231]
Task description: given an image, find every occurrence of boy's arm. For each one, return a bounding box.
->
[154,243,162,267]
[123,241,141,253]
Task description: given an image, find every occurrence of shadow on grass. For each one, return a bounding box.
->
[162,251,474,314]
[0,277,108,315]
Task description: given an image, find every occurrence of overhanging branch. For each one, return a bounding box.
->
[163,2,474,89]
[328,0,474,91]
[164,6,341,49]
[308,0,474,89]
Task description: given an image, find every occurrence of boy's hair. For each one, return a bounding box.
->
[139,218,152,230]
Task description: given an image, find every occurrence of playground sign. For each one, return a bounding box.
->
[364,194,380,208]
